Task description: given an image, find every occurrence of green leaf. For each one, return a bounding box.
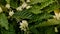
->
[35,19,60,27]
[30,0,48,4]
[30,28,40,34]
[43,2,60,13]
[29,13,53,23]
[0,0,6,5]
[30,0,55,5]
[27,5,43,14]
[39,0,55,9]
[0,13,8,30]
[30,25,56,34]
[5,0,10,3]
[45,27,56,34]
[10,0,19,8]
[28,0,55,14]
[13,11,33,21]
[1,24,16,34]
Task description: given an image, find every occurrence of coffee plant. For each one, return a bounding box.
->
[0,0,60,34]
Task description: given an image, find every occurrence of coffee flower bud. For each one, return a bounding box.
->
[16,6,22,11]
[26,0,30,2]
[54,9,60,20]
[59,13,60,17]
[26,6,32,9]
[19,20,28,31]
[5,4,10,9]
[0,7,3,13]
[21,2,27,9]
[54,27,58,32]
[9,10,14,16]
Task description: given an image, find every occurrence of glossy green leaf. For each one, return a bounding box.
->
[0,13,8,30]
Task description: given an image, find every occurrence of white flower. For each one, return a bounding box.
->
[9,10,14,16]
[54,27,58,32]
[21,2,27,9]
[19,20,28,31]
[26,6,32,9]
[16,2,28,11]
[22,20,28,27]
[26,0,30,2]
[16,6,22,11]
[5,4,10,9]
[0,7,3,13]
[54,12,60,19]
[59,13,60,17]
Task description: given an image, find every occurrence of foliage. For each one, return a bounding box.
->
[0,0,60,34]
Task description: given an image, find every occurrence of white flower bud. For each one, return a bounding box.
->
[55,12,60,19]
[59,13,60,17]
[16,6,22,11]
[19,20,28,31]
[22,20,28,27]
[5,4,10,9]
[24,29,26,31]
[26,0,30,2]
[54,27,58,32]
[21,2,27,9]
[53,16,56,18]
[26,6,32,9]
[0,7,3,13]
[9,10,14,16]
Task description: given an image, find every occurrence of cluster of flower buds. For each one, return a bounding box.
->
[16,0,31,11]
[9,10,14,16]
[5,4,10,9]
[19,20,28,31]
[5,3,14,16]
[53,9,60,20]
